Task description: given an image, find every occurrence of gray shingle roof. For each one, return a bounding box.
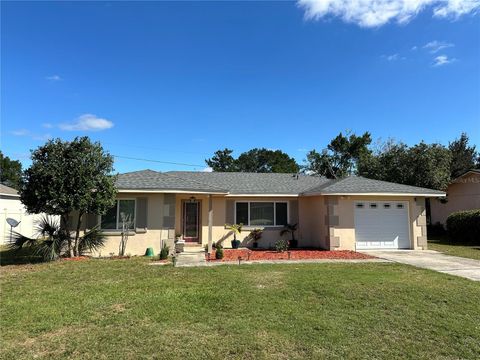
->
[116,170,228,193]
[302,176,445,196]
[167,171,329,194]
[116,170,445,196]
[0,184,19,197]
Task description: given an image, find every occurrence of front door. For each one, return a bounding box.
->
[183,201,200,242]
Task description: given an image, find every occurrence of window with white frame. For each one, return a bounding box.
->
[235,202,288,226]
[101,199,136,230]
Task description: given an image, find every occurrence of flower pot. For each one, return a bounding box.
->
[253,242,258,249]
[231,239,241,249]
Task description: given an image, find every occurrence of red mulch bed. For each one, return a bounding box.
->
[206,249,374,262]
[61,256,89,261]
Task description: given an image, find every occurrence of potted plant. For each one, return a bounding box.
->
[249,228,263,249]
[225,223,242,249]
[280,223,298,248]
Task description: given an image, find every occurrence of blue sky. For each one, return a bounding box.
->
[2,1,479,173]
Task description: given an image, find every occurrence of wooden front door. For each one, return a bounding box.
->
[183,201,200,242]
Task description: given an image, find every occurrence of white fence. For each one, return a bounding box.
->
[0,198,48,245]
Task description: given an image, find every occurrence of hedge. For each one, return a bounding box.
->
[446,209,480,244]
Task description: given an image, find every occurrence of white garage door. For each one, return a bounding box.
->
[354,201,410,250]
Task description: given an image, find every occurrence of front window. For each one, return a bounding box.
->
[235,202,288,226]
[101,199,136,230]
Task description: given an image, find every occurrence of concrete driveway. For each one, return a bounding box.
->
[361,250,480,281]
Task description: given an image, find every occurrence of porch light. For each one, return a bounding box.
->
[189,196,196,203]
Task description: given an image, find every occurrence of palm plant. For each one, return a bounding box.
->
[248,228,263,248]
[9,215,105,261]
[280,223,298,248]
[225,223,243,249]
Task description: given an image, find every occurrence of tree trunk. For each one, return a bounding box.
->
[63,214,74,258]
[73,212,83,257]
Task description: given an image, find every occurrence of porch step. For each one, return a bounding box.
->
[175,247,207,267]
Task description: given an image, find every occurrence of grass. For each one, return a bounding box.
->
[1,254,479,359]
[428,235,480,260]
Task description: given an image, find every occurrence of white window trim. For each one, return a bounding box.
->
[234,200,289,227]
[100,198,137,230]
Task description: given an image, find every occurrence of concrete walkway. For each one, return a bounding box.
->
[174,246,207,267]
[361,250,480,281]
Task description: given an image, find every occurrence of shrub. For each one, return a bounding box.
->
[215,246,224,260]
[446,210,480,244]
[275,239,289,252]
[159,242,170,260]
[204,242,217,252]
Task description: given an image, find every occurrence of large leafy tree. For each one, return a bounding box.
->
[236,148,299,173]
[357,141,452,190]
[206,148,299,173]
[205,148,237,172]
[448,133,478,179]
[19,137,117,257]
[305,131,372,178]
[0,151,22,189]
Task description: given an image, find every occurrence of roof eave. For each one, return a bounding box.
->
[117,189,229,195]
[226,193,299,197]
[301,192,446,197]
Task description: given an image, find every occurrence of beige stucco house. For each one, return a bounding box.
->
[430,169,480,226]
[83,170,445,256]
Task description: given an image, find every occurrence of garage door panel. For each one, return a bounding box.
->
[354,201,410,250]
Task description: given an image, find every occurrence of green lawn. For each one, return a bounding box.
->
[428,236,480,260]
[1,257,479,359]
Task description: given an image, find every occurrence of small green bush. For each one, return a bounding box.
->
[215,246,224,260]
[204,242,217,252]
[446,210,480,244]
[159,242,170,260]
[275,239,289,252]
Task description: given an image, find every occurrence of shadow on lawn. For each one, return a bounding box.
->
[0,246,44,266]
[428,235,480,250]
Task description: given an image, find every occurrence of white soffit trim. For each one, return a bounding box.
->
[0,193,20,197]
[226,194,299,197]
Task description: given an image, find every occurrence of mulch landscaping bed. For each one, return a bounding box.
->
[207,249,374,262]
[61,256,89,261]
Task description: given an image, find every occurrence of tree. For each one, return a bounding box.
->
[236,148,299,173]
[206,148,300,173]
[305,131,372,178]
[0,151,22,189]
[19,137,117,257]
[449,133,478,179]
[357,140,452,190]
[205,148,237,172]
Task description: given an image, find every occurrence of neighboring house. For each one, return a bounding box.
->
[0,184,47,245]
[430,169,480,226]
[81,170,445,256]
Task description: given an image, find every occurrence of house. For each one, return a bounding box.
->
[429,169,480,226]
[82,170,445,256]
[0,184,50,245]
